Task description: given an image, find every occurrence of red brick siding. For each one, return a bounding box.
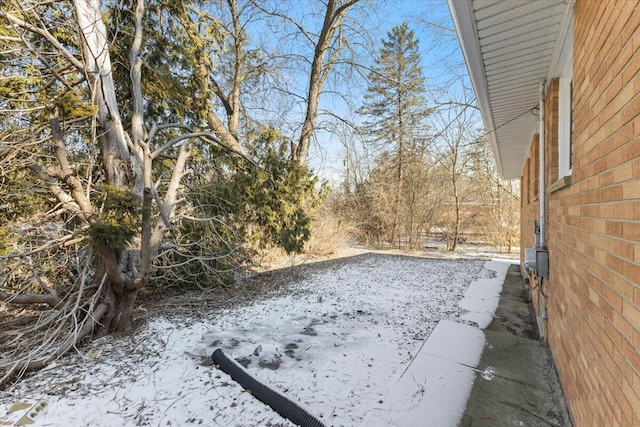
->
[521,135,540,261]
[527,1,640,426]
[521,134,541,327]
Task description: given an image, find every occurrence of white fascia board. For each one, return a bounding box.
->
[447,0,504,178]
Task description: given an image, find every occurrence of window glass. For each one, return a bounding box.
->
[557,16,573,179]
[558,75,572,178]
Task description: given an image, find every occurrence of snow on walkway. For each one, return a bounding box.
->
[362,259,515,427]
[0,253,515,427]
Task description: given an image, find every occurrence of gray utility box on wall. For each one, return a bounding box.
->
[524,219,550,277]
[536,249,549,277]
[524,220,550,277]
[524,248,549,277]
[524,248,537,272]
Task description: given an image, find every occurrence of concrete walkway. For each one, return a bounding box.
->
[460,265,572,427]
[362,260,572,427]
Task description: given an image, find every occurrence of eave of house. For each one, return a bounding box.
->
[448,0,572,179]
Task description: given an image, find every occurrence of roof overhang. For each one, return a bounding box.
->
[448,0,572,179]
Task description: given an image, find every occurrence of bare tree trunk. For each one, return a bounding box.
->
[293,0,359,164]
[392,92,405,249]
[408,187,416,249]
[392,163,402,249]
[451,183,461,252]
[75,0,131,187]
[190,3,245,155]
[449,145,461,252]
[75,0,145,332]
[228,0,243,138]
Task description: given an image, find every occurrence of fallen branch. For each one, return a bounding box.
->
[0,303,107,389]
[0,290,61,308]
[0,257,107,389]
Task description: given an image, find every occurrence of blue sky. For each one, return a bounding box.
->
[302,0,474,185]
[229,0,473,185]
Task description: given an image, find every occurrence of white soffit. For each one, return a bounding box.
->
[448,0,566,178]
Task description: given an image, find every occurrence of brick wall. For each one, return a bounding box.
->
[521,135,541,331]
[521,134,540,258]
[525,1,640,425]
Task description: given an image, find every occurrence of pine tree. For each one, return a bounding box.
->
[359,22,432,247]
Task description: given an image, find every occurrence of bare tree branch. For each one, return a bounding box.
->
[28,164,89,221]
[49,117,94,216]
[0,10,86,72]
[0,290,61,308]
[294,0,360,163]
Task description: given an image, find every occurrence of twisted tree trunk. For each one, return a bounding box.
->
[75,0,146,332]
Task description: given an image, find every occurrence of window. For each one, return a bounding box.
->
[533,135,539,197]
[557,18,573,178]
[558,68,572,178]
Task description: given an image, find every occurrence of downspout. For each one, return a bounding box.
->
[538,81,547,340]
[538,81,546,249]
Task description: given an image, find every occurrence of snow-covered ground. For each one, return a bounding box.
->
[0,252,516,426]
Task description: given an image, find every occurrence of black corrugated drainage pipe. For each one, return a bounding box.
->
[211,349,326,427]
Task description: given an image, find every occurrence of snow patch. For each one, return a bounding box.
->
[459,259,517,328]
[0,253,507,427]
[362,321,485,427]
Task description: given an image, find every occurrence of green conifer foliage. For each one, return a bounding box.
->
[89,186,142,251]
[191,128,324,256]
[233,128,324,254]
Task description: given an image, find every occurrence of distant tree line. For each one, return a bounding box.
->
[334,23,519,252]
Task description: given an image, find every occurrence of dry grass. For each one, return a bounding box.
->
[304,197,359,258]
